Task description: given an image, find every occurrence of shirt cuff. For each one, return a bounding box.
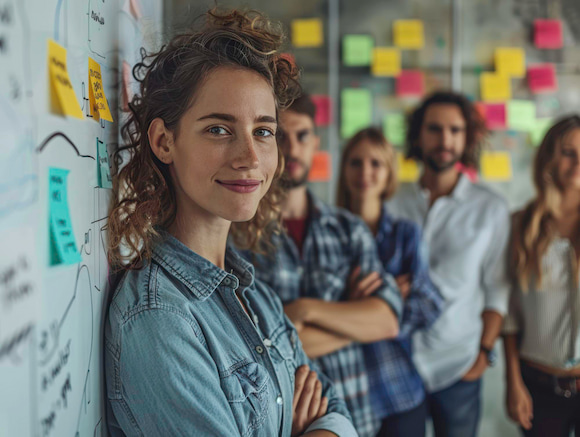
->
[501,314,520,334]
[373,274,403,320]
[304,412,358,437]
[484,289,510,316]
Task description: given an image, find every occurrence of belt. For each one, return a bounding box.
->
[521,361,580,398]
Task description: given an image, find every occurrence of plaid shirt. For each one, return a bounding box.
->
[363,207,444,419]
[244,193,402,437]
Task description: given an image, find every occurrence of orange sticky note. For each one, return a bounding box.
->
[481,151,512,181]
[308,151,331,182]
[47,40,84,119]
[292,19,323,48]
[393,20,424,49]
[372,47,401,77]
[88,57,113,122]
[480,72,511,102]
[397,152,420,182]
[495,47,526,78]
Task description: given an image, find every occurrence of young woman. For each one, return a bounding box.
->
[336,127,443,437]
[105,9,356,437]
[504,115,580,437]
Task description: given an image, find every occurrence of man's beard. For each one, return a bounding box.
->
[280,158,310,189]
[424,149,460,173]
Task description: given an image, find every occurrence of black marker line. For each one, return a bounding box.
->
[37,132,95,160]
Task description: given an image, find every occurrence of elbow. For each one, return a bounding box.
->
[363,318,399,343]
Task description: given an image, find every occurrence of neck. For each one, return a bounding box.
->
[420,166,461,204]
[282,185,309,219]
[560,189,580,216]
[349,196,382,234]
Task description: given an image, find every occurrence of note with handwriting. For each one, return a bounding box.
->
[527,64,558,94]
[480,72,511,102]
[393,20,424,49]
[47,40,84,119]
[479,102,506,130]
[372,47,401,77]
[495,47,526,78]
[343,35,374,66]
[291,18,323,47]
[312,95,331,126]
[383,113,406,146]
[397,152,420,182]
[534,19,563,49]
[507,100,536,131]
[341,88,372,139]
[97,139,112,189]
[396,70,424,97]
[88,57,113,122]
[308,151,331,182]
[481,151,512,181]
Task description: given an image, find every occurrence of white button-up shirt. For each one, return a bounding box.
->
[387,175,511,392]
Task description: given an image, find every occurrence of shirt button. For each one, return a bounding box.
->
[253,314,259,325]
[276,395,283,405]
[297,266,304,276]
[255,346,264,354]
[263,338,272,347]
[223,278,230,286]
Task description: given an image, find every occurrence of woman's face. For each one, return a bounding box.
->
[344,140,389,203]
[167,66,279,224]
[556,128,580,192]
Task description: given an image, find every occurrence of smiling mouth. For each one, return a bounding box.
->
[216,179,261,193]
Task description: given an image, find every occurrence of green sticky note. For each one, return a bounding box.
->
[49,167,82,266]
[343,35,374,66]
[341,88,372,139]
[97,139,112,189]
[529,118,553,146]
[507,100,536,131]
[383,113,406,146]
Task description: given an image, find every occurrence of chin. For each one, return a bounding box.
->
[223,205,260,223]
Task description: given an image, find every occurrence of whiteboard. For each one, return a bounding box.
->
[0,0,162,436]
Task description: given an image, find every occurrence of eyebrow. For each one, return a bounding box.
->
[197,113,277,124]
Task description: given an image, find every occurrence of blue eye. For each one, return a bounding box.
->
[208,126,229,135]
[255,128,274,137]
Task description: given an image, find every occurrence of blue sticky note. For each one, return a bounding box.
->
[97,139,112,189]
[49,168,82,266]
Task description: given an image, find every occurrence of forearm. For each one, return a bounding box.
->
[480,310,504,348]
[298,325,352,359]
[305,297,399,342]
[503,334,524,386]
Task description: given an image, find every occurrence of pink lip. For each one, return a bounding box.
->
[217,179,261,193]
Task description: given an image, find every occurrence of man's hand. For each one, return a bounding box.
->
[462,351,488,381]
[506,379,533,430]
[348,266,382,300]
[292,365,328,436]
[395,274,411,299]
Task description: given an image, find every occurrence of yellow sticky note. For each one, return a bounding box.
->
[88,57,113,122]
[495,47,526,78]
[393,20,424,49]
[292,19,323,48]
[372,47,401,77]
[47,40,84,119]
[480,73,512,102]
[481,151,512,181]
[397,152,420,182]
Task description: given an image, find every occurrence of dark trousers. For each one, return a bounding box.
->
[427,378,482,437]
[375,398,428,437]
[521,363,580,437]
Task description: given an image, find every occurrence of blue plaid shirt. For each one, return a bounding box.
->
[243,193,402,437]
[363,207,444,419]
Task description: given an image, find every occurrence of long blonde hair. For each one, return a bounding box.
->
[511,115,580,290]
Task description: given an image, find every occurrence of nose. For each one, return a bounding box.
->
[232,132,259,170]
[361,161,373,180]
[442,129,453,148]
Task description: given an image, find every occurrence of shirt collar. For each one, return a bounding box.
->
[308,190,339,227]
[151,230,255,301]
[414,173,472,203]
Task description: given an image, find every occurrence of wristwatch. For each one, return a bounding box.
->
[480,345,497,367]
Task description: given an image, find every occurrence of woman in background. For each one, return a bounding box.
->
[337,127,443,437]
[105,9,356,437]
[504,115,580,437]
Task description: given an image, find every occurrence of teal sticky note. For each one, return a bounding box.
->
[97,139,112,189]
[383,113,406,146]
[341,88,372,139]
[343,35,374,66]
[49,167,82,266]
[529,118,553,146]
[507,100,536,131]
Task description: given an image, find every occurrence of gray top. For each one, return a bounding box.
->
[387,175,511,392]
[503,238,580,370]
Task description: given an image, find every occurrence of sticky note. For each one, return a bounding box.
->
[480,72,511,102]
[97,139,112,189]
[308,151,331,182]
[481,151,512,181]
[534,19,563,49]
[397,153,420,182]
[527,64,558,94]
[292,18,323,48]
[47,40,84,119]
[49,168,82,265]
[121,61,133,112]
[393,20,424,49]
[383,113,406,146]
[396,70,424,97]
[343,35,374,66]
[479,103,506,130]
[495,48,526,78]
[341,88,372,139]
[507,100,536,131]
[88,57,113,122]
[311,95,331,126]
[372,47,401,77]
[529,118,553,146]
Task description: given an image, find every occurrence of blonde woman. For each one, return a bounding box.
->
[504,115,580,436]
[105,9,356,436]
[337,127,443,437]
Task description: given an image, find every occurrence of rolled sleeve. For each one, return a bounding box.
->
[305,412,358,437]
[502,287,522,334]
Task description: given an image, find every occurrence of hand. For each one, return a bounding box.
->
[395,274,412,299]
[462,351,488,381]
[292,365,328,437]
[284,299,312,325]
[506,380,533,430]
[348,266,382,300]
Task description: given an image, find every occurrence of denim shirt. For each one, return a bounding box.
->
[104,232,357,436]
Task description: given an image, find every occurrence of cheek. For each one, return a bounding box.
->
[262,146,279,179]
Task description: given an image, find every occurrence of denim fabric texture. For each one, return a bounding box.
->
[104,231,356,437]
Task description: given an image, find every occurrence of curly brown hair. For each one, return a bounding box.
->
[405,91,488,168]
[108,8,300,269]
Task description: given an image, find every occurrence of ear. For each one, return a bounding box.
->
[148,118,175,164]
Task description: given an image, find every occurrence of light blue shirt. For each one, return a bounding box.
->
[387,175,511,392]
[104,231,357,436]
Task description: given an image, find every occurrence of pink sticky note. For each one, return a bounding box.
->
[527,64,558,94]
[455,162,478,182]
[280,53,296,68]
[396,70,424,97]
[311,95,331,126]
[534,19,563,49]
[482,103,506,130]
[122,61,133,112]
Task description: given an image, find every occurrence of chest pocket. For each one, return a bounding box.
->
[220,362,270,437]
[269,324,299,384]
